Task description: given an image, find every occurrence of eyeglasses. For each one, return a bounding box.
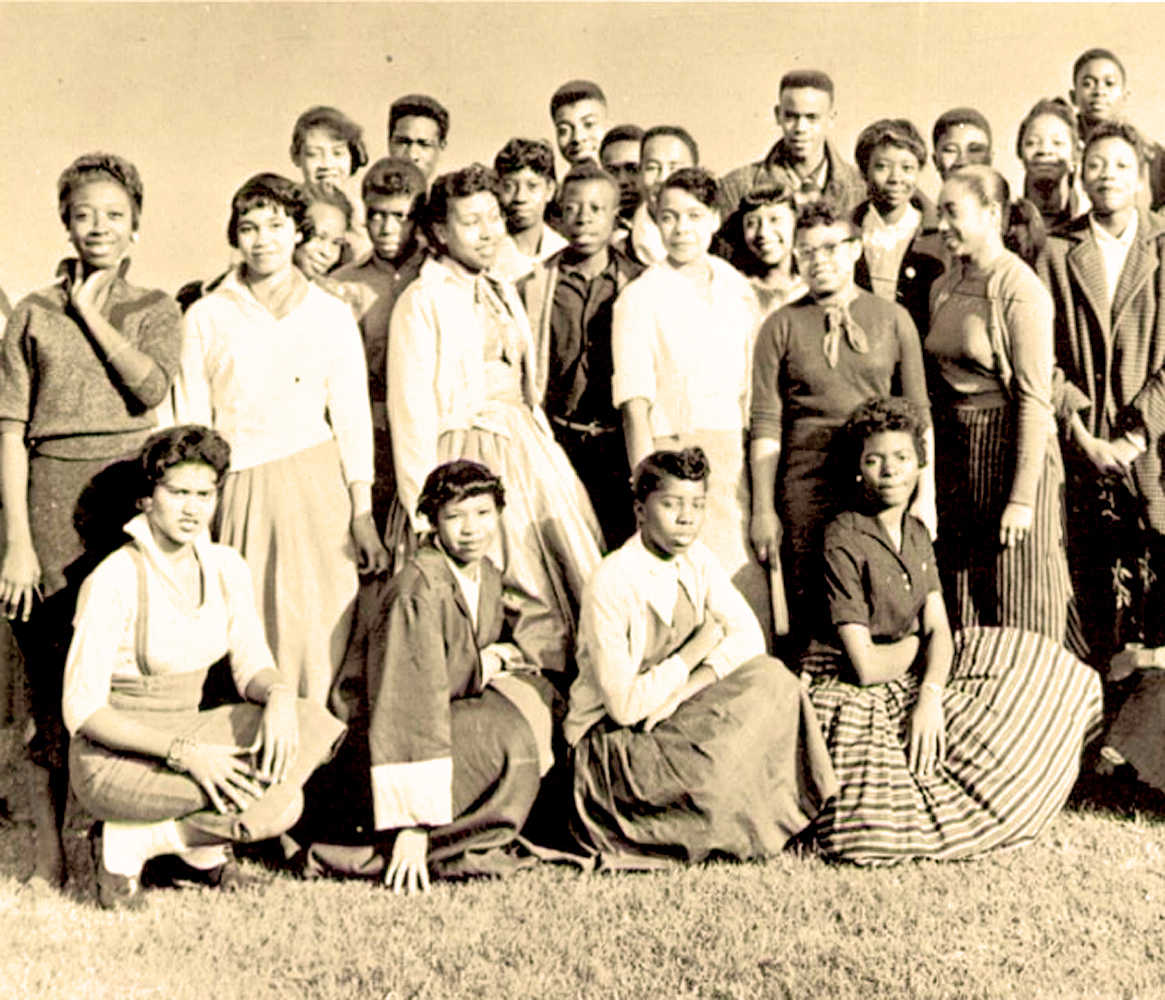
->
[792,238,857,264]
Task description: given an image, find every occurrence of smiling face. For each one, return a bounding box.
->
[933,124,992,181]
[436,190,505,272]
[636,474,708,559]
[298,127,352,191]
[743,200,797,269]
[865,143,921,214]
[389,115,444,181]
[1081,135,1142,217]
[776,87,833,165]
[235,203,301,279]
[145,461,219,554]
[499,167,556,235]
[294,201,348,278]
[655,186,719,267]
[859,430,921,509]
[1072,57,1127,124]
[554,98,607,165]
[561,177,619,257]
[1021,114,1076,183]
[67,179,135,270]
[366,193,417,262]
[936,178,999,261]
[793,222,861,297]
[640,135,696,208]
[435,492,499,567]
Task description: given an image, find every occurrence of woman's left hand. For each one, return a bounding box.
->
[69,264,118,318]
[999,502,1033,548]
[907,687,946,777]
[256,686,299,784]
[352,512,390,575]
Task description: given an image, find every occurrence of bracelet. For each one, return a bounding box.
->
[922,681,944,697]
[166,736,201,773]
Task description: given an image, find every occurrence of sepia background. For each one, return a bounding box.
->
[1,2,1165,299]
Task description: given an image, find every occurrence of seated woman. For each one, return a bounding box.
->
[803,398,1103,864]
[566,447,837,866]
[62,426,344,909]
[292,460,558,891]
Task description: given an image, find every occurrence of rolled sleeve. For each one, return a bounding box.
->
[695,547,764,677]
[323,301,376,486]
[749,310,789,441]
[611,282,658,410]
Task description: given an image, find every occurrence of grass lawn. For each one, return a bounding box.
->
[2,751,1165,1000]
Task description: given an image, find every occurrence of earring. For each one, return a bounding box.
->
[855,474,863,482]
[131,232,139,242]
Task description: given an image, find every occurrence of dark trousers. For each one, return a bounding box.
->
[550,420,635,550]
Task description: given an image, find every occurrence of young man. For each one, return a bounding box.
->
[491,138,568,283]
[550,80,608,166]
[333,157,429,531]
[931,107,993,182]
[519,162,645,547]
[630,125,699,266]
[1044,121,1165,667]
[387,94,449,185]
[599,124,644,225]
[1069,48,1165,210]
[720,70,865,220]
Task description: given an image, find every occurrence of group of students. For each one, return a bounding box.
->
[6,45,1165,909]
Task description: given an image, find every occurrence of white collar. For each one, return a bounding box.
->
[623,532,699,626]
[1089,211,1138,248]
[124,513,215,604]
[862,202,921,240]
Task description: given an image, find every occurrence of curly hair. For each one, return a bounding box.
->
[417,459,506,524]
[361,157,427,206]
[139,424,232,492]
[632,447,711,506]
[419,163,502,244]
[659,165,719,210]
[494,138,557,182]
[794,198,858,237]
[854,118,927,178]
[832,396,928,495]
[58,152,144,227]
[289,105,369,175]
[304,184,355,231]
[1081,119,1145,165]
[227,173,309,248]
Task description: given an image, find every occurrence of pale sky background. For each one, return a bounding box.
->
[2,2,1165,299]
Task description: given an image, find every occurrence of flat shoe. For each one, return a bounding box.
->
[89,822,146,912]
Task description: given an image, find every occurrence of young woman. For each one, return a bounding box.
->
[804,398,1102,864]
[714,181,806,315]
[566,447,836,864]
[64,426,343,909]
[613,167,770,637]
[293,460,558,890]
[386,164,602,677]
[0,153,182,888]
[294,186,354,281]
[174,173,387,705]
[1017,98,1086,235]
[927,165,1073,644]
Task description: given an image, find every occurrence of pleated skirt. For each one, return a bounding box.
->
[805,626,1103,865]
[216,439,358,705]
[935,403,1073,644]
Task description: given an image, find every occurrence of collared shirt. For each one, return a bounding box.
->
[546,247,644,426]
[630,202,667,267]
[860,203,922,302]
[719,139,867,220]
[491,228,569,284]
[1088,212,1139,306]
[564,533,764,744]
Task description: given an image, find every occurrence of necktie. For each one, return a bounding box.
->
[821,301,869,369]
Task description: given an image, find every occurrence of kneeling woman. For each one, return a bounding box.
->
[566,448,837,865]
[803,398,1102,864]
[294,460,557,892]
[63,426,344,909]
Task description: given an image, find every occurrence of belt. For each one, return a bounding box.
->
[550,415,620,437]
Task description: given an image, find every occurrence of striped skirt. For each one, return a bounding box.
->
[805,626,1103,864]
[935,402,1072,644]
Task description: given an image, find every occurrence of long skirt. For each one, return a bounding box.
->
[572,655,838,866]
[294,687,550,880]
[654,429,772,647]
[935,402,1073,644]
[387,399,603,675]
[216,439,358,705]
[69,669,345,843]
[805,626,1103,865]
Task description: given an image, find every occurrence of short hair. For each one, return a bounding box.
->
[289,105,369,175]
[659,166,719,209]
[932,107,993,149]
[1082,119,1145,164]
[854,118,927,177]
[601,124,644,155]
[947,165,1046,268]
[1015,97,1079,159]
[834,397,929,488]
[1072,47,1127,85]
[420,163,502,241]
[715,181,799,277]
[794,199,857,237]
[389,94,450,143]
[58,152,144,228]
[140,424,232,492]
[632,447,710,506]
[778,69,834,100]
[417,459,506,523]
[227,173,309,248]
[641,125,700,166]
[361,157,427,206]
[550,79,607,118]
[304,185,355,232]
[493,138,557,182]
[561,159,620,197]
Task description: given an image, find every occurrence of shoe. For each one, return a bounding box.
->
[209,857,261,893]
[142,850,260,893]
[89,822,146,912]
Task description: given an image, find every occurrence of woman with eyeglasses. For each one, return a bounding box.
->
[750,200,932,644]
